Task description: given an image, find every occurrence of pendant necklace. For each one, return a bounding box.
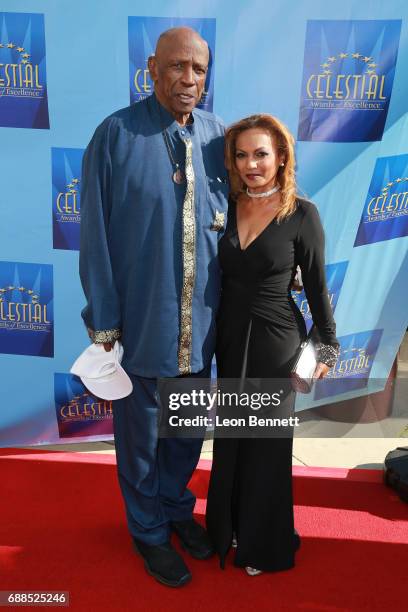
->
[246,184,280,198]
[156,97,186,184]
[162,129,186,184]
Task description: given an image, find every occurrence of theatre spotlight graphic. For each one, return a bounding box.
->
[0,261,53,357]
[0,12,49,129]
[314,329,383,400]
[128,16,216,111]
[54,373,113,439]
[354,154,408,247]
[52,147,83,251]
[292,261,348,332]
[298,19,401,142]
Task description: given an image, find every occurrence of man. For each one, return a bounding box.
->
[79,27,228,587]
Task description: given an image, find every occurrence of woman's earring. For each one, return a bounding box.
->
[280,162,285,167]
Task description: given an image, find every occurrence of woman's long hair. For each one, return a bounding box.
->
[225,114,297,223]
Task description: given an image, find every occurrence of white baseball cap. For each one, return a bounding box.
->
[70,341,133,400]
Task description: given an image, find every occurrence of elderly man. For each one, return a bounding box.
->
[79,27,228,587]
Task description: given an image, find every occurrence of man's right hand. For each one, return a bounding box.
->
[87,329,114,352]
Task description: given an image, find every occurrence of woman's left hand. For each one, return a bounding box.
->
[313,362,330,380]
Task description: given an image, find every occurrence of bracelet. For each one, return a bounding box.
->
[88,328,121,344]
[315,343,340,368]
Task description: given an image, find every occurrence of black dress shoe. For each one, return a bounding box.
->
[171,519,214,560]
[133,539,192,587]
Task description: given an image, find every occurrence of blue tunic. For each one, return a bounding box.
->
[79,93,228,377]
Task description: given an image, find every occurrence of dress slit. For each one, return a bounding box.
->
[238,318,252,393]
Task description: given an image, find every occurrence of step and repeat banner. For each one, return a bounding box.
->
[0,0,407,446]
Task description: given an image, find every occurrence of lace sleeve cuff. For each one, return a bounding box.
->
[315,343,340,368]
[88,328,121,344]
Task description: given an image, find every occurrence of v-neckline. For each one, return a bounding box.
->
[235,201,278,252]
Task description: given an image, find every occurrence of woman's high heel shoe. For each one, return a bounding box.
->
[245,566,263,576]
[244,529,300,576]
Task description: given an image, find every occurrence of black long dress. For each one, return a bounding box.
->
[206,197,339,572]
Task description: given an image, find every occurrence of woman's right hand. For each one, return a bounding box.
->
[313,361,330,380]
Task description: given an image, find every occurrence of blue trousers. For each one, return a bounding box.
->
[112,367,209,545]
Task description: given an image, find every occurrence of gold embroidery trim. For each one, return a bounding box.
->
[89,328,121,344]
[178,138,196,375]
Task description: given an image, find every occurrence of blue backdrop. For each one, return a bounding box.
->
[1,0,407,446]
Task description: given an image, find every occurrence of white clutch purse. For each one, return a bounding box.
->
[290,332,317,394]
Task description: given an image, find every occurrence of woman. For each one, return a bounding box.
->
[206,114,339,575]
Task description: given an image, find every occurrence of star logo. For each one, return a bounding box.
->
[2,43,32,64]
[380,177,408,197]
[320,51,379,76]
[66,179,80,191]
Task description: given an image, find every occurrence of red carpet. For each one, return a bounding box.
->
[1,449,407,611]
